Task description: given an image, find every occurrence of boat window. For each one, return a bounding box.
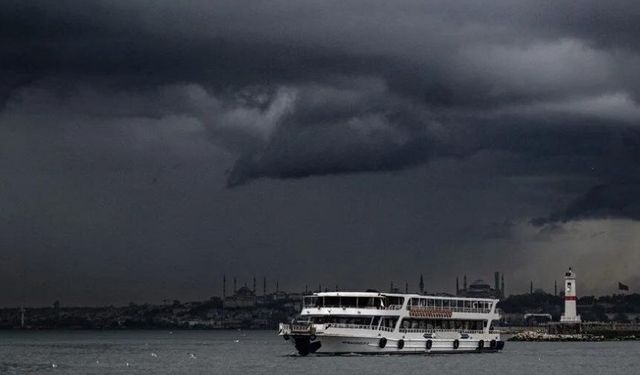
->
[381,316,399,328]
[340,297,357,307]
[386,296,404,307]
[310,316,374,326]
[303,296,318,308]
[398,317,486,332]
[357,297,379,308]
[323,296,340,307]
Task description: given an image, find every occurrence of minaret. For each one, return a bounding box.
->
[233,277,237,293]
[253,276,256,293]
[223,275,227,299]
[419,274,424,294]
[405,281,408,294]
[494,272,500,294]
[530,281,533,294]
[560,267,581,323]
[463,275,467,290]
[263,277,267,296]
[501,274,505,298]
[276,280,279,293]
[554,280,558,296]
[390,281,394,292]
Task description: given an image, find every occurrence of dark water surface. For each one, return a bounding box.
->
[0,330,638,374]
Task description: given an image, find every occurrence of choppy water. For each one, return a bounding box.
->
[0,330,638,374]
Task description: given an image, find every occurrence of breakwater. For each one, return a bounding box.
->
[506,322,640,341]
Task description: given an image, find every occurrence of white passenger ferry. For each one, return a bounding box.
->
[279,291,504,355]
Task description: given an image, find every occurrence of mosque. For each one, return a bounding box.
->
[456,272,505,299]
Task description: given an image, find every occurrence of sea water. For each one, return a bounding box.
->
[0,330,638,374]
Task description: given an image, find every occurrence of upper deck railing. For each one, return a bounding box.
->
[324,323,393,332]
[302,304,404,310]
[301,304,491,314]
[302,294,496,313]
[281,322,487,335]
[280,322,394,334]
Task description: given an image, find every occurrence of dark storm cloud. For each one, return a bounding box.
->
[3,1,640,305]
[2,1,640,202]
[532,182,640,225]
[3,1,640,211]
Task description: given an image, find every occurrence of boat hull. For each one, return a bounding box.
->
[283,332,504,355]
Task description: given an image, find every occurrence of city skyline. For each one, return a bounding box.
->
[8,269,635,309]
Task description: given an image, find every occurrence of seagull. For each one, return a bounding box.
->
[51,363,58,368]
[189,353,197,359]
[151,352,158,358]
[234,339,240,343]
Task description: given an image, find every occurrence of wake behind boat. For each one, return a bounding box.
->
[279,291,505,355]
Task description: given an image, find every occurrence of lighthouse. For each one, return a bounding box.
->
[560,267,581,323]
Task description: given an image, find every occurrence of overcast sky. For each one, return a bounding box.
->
[1,1,639,306]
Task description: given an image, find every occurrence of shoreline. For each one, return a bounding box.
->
[509,330,640,342]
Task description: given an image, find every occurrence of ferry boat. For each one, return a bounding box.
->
[278,291,504,355]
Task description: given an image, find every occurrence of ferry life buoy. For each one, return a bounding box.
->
[379,337,387,349]
[397,339,405,349]
[283,334,290,341]
[309,334,317,341]
[490,339,497,349]
[477,340,484,350]
[453,339,459,349]
[426,339,433,350]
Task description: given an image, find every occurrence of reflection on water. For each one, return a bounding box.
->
[0,330,638,374]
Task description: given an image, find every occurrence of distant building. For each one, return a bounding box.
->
[457,279,502,299]
[224,286,257,309]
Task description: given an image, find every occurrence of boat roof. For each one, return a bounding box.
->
[314,292,382,297]
[310,291,497,302]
